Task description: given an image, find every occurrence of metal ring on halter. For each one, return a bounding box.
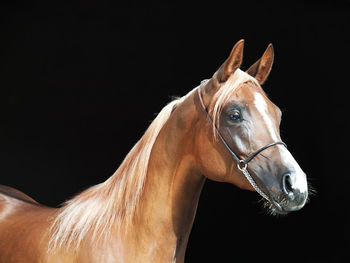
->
[237,160,247,171]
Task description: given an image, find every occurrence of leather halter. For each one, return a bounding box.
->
[197,80,287,202]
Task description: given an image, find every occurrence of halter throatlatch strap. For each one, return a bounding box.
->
[197,80,287,202]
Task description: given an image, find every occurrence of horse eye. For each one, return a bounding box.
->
[228,110,241,122]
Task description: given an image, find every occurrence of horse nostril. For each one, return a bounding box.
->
[282,173,294,197]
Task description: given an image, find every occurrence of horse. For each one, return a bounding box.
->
[0,40,308,262]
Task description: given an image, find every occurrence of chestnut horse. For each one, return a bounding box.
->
[0,40,308,262]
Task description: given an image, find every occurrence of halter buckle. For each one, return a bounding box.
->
[237,160,247,171]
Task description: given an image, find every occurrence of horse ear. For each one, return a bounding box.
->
[216,40,244,82]
[246,43,274,85]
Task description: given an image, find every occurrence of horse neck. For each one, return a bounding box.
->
[129,92,206,261]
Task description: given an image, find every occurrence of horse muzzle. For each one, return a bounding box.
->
[268,170,308,214]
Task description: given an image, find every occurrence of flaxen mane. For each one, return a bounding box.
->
[49,94,188,250]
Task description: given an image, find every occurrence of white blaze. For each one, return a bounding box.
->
[253,92,279,141]
[253,92,308,194]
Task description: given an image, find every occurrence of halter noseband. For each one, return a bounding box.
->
[197,80,287,202]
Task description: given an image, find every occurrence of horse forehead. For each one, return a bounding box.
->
[239,83,274,108]
[235,84,278,122]
[233,82,263,103]
[252,90,270,111]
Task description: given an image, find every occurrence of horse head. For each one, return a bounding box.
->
[196,40,308,214]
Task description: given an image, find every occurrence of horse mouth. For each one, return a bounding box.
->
[261,191,309,216]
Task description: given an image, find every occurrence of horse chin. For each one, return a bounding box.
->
[261,199,291,216]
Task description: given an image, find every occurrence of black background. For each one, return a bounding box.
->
[1,1,349,262]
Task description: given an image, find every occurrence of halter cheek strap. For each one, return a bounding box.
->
[197,81,287,202]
